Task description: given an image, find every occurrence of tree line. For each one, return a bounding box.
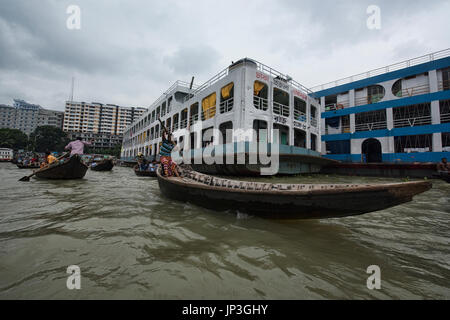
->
[0,126,121,157]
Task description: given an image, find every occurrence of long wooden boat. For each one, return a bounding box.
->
[156,166,432,219]
[17,163,40,169]
[34,155,88,180]
[91,159,114,171]
[134,165,157,177]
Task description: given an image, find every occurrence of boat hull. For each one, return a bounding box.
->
[157,168,432,219]
[34,155,88,180]
[17,163,40,169]
[134,166,157,177]
[91,159,114,171]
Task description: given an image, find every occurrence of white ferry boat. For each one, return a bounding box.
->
[121,58,335,175]
[0,148,13,162]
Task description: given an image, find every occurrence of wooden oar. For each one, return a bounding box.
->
[19,152,70,182]
[158,118,168,133]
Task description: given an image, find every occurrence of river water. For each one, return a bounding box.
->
[0,162,448,299]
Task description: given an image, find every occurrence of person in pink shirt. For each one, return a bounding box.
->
[65,137,93,156]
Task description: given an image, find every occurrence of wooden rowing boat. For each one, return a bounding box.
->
[134,165,157,177]
[91,159,114,171]
[34,155,88,180]
[17,163,40,169]
[156,166,432,219]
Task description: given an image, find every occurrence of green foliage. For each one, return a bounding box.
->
[85,144,121,158]
[0,128,28,150]
[29,126,69,153]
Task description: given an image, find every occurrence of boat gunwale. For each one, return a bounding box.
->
[157,168,432,196]
[34,155,88,175]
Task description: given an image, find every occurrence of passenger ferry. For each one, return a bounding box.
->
[313,48,450,163]
[121,58,335,175]
[0,148,13,162]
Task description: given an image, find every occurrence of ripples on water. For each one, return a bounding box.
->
[0,162,448,299]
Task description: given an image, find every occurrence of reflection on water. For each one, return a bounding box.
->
[0,162,448,299]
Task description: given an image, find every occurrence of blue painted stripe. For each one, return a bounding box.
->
[313,57,450,98]
[322,123,450,141]
[324,152,450,163]
[321,90,450,119]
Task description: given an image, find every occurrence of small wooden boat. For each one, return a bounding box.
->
[91,159,114,171]
[17,163,40,169]
[134,165,157,177]
[34,155,88,180]
[157,166,432,219]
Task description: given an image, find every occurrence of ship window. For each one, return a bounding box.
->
[175,91,189,102]
[392,80,402,97]
[202,126,214,147]
[367,85,385,104]
[273,123,289,145]
[273,88,290,117]
[311,133,317,151]
[294,128,306,148]
[180,108,188,129]
[219,121,233,144]
[442,132,450,151]
[294,97,307,122]
[161,102,166,116]
[253,120,267,142]
[172,113,180,131]
[202,93,216,120]
[190,102,199,126]
[220,82,234,113]
[253,81,268,110]
[394,134,432,153]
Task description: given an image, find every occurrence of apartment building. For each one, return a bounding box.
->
[63,101,146,150]
[0,99,64,134]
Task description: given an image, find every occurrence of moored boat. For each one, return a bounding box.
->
[134,165,157,177]
[91,159,114,171]
[34,155,88,180]
[17,163,40,169]
[157,166,432,219]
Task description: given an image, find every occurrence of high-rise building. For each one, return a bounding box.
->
[0,99,64,134]
[63,101,146,150]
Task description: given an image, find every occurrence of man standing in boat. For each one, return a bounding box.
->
[437,157,450,172]
[65,137,94,157]
[160,128,180,177]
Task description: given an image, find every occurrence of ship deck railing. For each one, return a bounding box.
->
[254,96,268,111]
[325,125,351,135]
[220,98,234,113]
[310,48,450,92]
[438,80,450,91]
[293,110,307,122]
[439,113,450,123]
[393,115,432,128]
[273,102,290,118]
[182,58,313,105]
[355,121,387,132]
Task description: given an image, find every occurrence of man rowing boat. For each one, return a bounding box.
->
[65,137,93,156]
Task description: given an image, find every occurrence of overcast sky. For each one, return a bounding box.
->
[0,0,449,111]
